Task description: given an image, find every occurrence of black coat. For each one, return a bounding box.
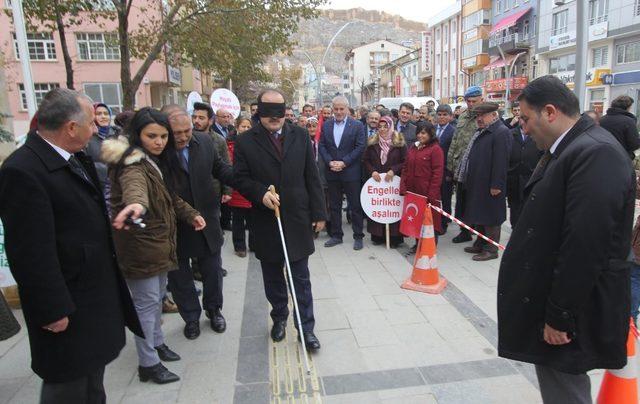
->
[463,119,512,226]
[506,128,543,204]
[174,132,234,258]
[498,116,635,374]
[599,107,640,159]
[398,122,417,143]
[233,122,326,263]
[0,132,143,382]
[437,123,455,177]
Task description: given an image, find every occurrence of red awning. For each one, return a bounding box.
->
[490,7,531,34]
[483,54,516,71]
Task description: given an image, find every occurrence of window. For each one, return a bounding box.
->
[552,10,568,36]
[444,51,448,69]
[636,0,640,16]
[412,65,417,76]
[462,39,484,59]
[436,53,440,66]
[83,83,123,113]
[549,54,576,74]
[452,48,456,61]
[462,10,490,32]
[444,25,448,45]
[371,52,389,65]
[588,0,608,25]
[452,21,457,33]
[13,33,56,60]
[495,0,504,14]
[436,28,440,41]
[470,71,485,86]
[450,74,455,94]
[76,33,120,61]
[18,83,59,110]
[617,41,640,64]
[443,77,448,95]
[589,88,605,111]
[591,46,608,67]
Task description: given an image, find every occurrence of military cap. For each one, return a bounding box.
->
[464,86,483,98]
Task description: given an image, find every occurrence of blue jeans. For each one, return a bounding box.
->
[631,262,640,323]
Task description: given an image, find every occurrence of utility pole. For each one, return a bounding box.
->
[12,0,37,118]
[574,0,588,111]
[319,22,352,107]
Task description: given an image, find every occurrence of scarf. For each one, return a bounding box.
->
[379,132,392,165]
[455,129,482,183]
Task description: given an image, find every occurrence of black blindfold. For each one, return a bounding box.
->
[258,101,286,118]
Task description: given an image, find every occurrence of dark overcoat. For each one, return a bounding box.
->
[463,119,511,226]
[318,117,366,183]
[174,132,234,258]
[0,131,143,382]
[233,122,326,263]
[497,116,635,374]
[599,107,640,159]
[506,127,543,204]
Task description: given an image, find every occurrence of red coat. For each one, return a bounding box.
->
[227,137,252,209]
[400,141,444,233]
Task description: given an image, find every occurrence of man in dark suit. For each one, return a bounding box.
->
[435,104,456,233]
[319,96,367,250]
[365,110,380,138]
[506,123,543,228]
[233,89,326,350]
[166,108,234,340]
[0,88,143,403]
[396,102,417,143]
[498,76,635,403]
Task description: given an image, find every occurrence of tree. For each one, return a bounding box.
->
[18,0,112,90]
[111,0,325,110]
[277,66,302,105]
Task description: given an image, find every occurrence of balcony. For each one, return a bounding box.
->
[489,32,534,56]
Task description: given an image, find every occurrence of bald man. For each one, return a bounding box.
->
[213,109,233,139]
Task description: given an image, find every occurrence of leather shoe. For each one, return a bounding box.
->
[298,332,321,352]
[472,251,499,261]
[324,237,343,247]
[271,320,286,342]
[207,309,226,333]
[452,232,473,243]
[353,239,363,250]
[464,245,482,254]
[235,250,247,258]
[138,363,180,384]
[154,344,181,362]
[183,321,200,340]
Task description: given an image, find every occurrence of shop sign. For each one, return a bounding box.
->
[586,68,611,87]
[484,76,529,92]
[588,21,608,42]
[549,31,576,50]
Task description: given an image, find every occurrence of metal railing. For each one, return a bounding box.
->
[489,32,533,48]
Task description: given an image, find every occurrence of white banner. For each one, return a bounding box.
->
[360,177,403,224]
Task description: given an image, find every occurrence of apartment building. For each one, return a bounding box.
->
[430,1,465,103]
[461,0,492,88]
[345,40,413,104]
[1,0,202,134]
[485,0,537,105]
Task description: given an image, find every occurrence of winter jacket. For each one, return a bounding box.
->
[600,107,640,160]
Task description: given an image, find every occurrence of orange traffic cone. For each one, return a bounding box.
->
[401,207,447,294]
[597,318,638,404]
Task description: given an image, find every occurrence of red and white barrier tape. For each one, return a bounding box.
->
[427,203,506,251]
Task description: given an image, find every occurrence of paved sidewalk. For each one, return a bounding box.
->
[1,225,638,403]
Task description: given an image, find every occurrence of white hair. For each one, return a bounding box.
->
[332,95,349,107]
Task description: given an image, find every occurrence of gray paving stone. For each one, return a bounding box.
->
[233,382,270,404]
[322,368,424,395]
[313,329,369,376]
[419,358,518,385]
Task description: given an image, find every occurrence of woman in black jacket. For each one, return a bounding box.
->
[600,95,640,159]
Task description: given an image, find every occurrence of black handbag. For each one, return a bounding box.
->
[0,290,20,341]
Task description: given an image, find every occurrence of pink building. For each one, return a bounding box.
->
[0,0,203,135]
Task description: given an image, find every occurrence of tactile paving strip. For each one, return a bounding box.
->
[269,300,323,404]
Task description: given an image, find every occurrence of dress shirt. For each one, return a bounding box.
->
[549,126,573,154]
[215,122,228,138]
[436,123,449,139]
[42,135,71,161]
[333,119,346,147]
[367,127,376,138]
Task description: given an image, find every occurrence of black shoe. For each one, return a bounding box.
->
[298,332,321,352]
[138,363,180,384]
[222,268,228,277]
[207,309,226,333]
[271,320,286,342]
[324,237,343,247]
[353,239,363,250]
[452,232,473,243]
[184,321,200,340]
[154,344,181,362]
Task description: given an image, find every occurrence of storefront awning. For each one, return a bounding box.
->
[483,54,516,71]
[490,7,532,34]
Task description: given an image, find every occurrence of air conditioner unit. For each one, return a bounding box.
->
[143,77,150,84]
[555,1,566,5]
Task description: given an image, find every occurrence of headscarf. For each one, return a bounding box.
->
[378,116,394,165]
[94,103,112,137]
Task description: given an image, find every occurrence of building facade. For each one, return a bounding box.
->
[1,0,202,135]
[345,40,413,104]
[461,0,492,88]
[430,1,465,104]
[485,0,537,106]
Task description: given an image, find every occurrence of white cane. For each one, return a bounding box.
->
[268,185,312,375]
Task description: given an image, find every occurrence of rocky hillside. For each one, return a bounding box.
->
[289,8,424,74]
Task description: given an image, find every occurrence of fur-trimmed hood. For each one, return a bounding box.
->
[367,131,406,148]
[100,135,147,166]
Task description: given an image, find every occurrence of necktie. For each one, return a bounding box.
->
[531,151,552,180]
[178,149,189,172]
[68,155,90,182]
[437,126,443,138]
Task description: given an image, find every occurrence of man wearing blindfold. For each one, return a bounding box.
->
[232,89,326,351]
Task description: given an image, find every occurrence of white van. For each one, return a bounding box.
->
[378,97,439,110]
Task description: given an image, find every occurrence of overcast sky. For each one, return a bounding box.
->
[320,0,457,24]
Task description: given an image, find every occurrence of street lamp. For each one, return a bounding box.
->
[293,50,321,109]
[496,45,527,114]
[319,22,352,106]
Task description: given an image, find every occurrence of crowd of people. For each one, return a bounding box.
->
[0,75,639,403]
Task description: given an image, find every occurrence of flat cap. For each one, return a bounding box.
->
[464,86,483,98]
[436,104,452,114]
[472,102,499,116]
